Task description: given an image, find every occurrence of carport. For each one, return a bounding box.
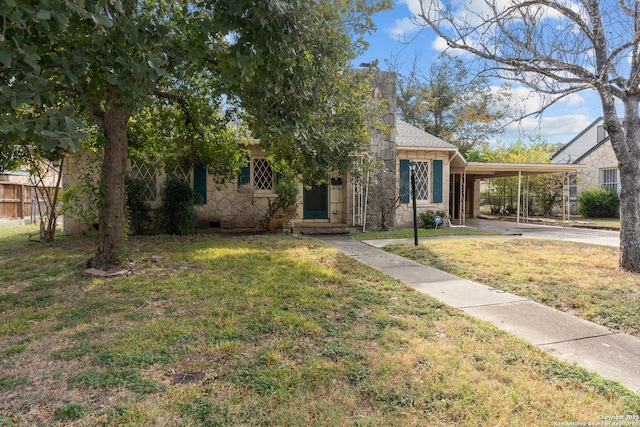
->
[451,162,586,227]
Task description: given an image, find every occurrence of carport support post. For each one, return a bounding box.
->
[410,161,418,246]
[516,170,522,229]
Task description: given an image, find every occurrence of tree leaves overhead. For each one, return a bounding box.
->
[2,0,391,181]
[213,0,392,183]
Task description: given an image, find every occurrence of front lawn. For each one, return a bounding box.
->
[350,227,498,241]
[1,226,638,425]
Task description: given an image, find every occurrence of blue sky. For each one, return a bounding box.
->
[352,0,604,146]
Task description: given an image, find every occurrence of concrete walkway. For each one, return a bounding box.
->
[314,233,640,392]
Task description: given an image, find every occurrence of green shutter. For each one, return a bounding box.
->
[194,165,207,205]
[400,159,410,203]
[432,160,443,203]
[238,164,250,186]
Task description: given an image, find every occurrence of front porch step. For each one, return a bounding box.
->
[295,223,358,235]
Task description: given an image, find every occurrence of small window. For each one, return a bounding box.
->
[568,173,577,200]
[253,158,274,191]
[413,161,429,201]
[130,159,158,202]
[168,164,191,186]
[600,168,618,192]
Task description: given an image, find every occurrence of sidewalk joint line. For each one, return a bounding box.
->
[457,299,530,309]
[538,332,620,347]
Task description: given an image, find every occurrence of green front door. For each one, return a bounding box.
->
[303,184,328,219]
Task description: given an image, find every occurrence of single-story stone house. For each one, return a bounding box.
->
[63,71,581,234]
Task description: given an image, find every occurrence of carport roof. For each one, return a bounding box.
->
[461,162,585,179]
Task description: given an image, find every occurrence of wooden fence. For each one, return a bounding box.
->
[0,183,52,222]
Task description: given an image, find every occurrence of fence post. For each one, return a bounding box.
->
[18,184,25,219]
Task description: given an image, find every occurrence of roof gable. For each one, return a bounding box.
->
[552,117,604,164]
[395,120,457,150]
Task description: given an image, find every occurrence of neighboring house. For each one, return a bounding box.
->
[63,71,581,234]
[552,117,619,212]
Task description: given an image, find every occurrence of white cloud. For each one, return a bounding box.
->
[504,115,593,140]
[388,17,422,40]
[560,93,586,107]
[431,36,448,52]
[505,85,547,115]
[431,35,478,57]
[399,0,424,16]
[489,84,595,142]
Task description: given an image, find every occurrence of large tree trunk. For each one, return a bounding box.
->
[604,95,640,272]
[618,97,640,272]
[618,164,640,271]
[92,91,129,270]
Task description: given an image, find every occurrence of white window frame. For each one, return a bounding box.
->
[413,161,429,201]
[252,158,276,193]
[600,168,618,193]
[568,173,577,200]
[130,158,160,203]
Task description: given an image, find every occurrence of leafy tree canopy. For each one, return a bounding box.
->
[1,0,391,179]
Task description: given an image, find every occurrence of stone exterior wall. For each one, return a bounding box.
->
[361,70,398,228]
[62,148,102,234]
[328,172,349,224]
[575,139,618,193]
[196,145,276,229]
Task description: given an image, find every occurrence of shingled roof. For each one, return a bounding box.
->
[395,120,458,150]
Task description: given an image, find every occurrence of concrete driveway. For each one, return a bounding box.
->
[364,218,621,249]
[465,218,620,247]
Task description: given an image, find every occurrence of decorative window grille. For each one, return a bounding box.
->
[168,164,191,185]
[568,173,578,200]
[413,161,429,201]
[600,168,618,192]
[253,158,274,190]
[130,159,158,202]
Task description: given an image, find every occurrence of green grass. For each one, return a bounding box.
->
[54,403,87,422]
[350,226,498,241]
[385,238,640,337]
[574,217,620,228]
[1,226,639,425]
